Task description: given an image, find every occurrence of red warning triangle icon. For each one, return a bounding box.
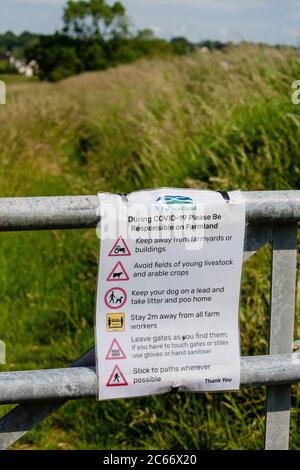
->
[106,261,129,282]
[106,364,128,387]
[105,338,127,360]
[108,236,131,257]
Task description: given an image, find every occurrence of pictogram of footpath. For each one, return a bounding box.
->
[106,364,128,387]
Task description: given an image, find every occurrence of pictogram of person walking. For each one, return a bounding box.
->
[109,290,116,305]
[113,371,121,383]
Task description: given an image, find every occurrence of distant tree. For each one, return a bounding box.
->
[26,34,83,81]
[136,28,156,41]
[0,31,39,58]
[0,31,17,51]
[171,37,195,55]
[198,40,227,51]
[63,0,129,39]
[78,41,107,69]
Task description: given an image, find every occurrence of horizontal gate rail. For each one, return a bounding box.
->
[0,354,300,405]
[0,191,299,232]
[0,347,95,450]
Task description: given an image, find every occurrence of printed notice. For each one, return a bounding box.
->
[96,189,245,400]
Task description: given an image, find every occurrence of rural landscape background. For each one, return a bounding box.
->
[0,0,300,451]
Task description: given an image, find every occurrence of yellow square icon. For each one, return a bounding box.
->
[106,313,125,332]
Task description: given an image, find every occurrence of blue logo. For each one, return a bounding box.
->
[155,195,194,205]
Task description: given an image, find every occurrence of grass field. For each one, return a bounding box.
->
[0,43,299,450]
[0,73,36,85]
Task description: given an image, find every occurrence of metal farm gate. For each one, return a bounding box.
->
[0,190,299,450]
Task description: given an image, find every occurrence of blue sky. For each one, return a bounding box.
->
[0,0,299,45]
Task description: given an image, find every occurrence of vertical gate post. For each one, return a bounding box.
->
[265,223,298,450]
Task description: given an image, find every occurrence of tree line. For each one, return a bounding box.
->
[0,0,228,81]
[27,0,197,81]
[0,31,39,58]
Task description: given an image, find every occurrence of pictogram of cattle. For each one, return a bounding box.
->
[113,272,123,279]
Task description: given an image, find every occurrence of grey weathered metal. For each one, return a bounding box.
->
[0,347,95,450]
[0,191,299,231]
[0,190,299,451]
[0,354,300,405]
[265,224,298,450]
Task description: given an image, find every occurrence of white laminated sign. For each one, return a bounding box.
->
[96,189,245,400]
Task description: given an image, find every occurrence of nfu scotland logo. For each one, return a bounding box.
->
[155,195,194,205]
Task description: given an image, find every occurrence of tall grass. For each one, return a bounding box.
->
[0,43,299,449]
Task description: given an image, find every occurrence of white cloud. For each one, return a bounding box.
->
[133,0,269,12]
[11,0,65,4]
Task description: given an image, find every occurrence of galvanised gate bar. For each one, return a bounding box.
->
[0,190,299,450]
